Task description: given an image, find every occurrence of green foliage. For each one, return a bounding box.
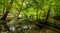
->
[0,0,60,26]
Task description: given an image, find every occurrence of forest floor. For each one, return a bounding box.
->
[0,16,60,33]
[1,28,58,33]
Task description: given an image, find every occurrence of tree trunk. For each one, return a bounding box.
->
[0,0,13,31]
[43,7,50,25]
[1,7,10,20]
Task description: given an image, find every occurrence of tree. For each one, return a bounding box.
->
[0,0,13,31]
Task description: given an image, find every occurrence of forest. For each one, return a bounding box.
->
[0,0,60,33]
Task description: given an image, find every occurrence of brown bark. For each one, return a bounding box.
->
[0,0,13,31]
[1,7,10,20]
[31,20,60,33]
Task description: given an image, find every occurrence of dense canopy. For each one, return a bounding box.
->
[0,0,60,33]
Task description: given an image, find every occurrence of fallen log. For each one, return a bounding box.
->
[31,20,60,33]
